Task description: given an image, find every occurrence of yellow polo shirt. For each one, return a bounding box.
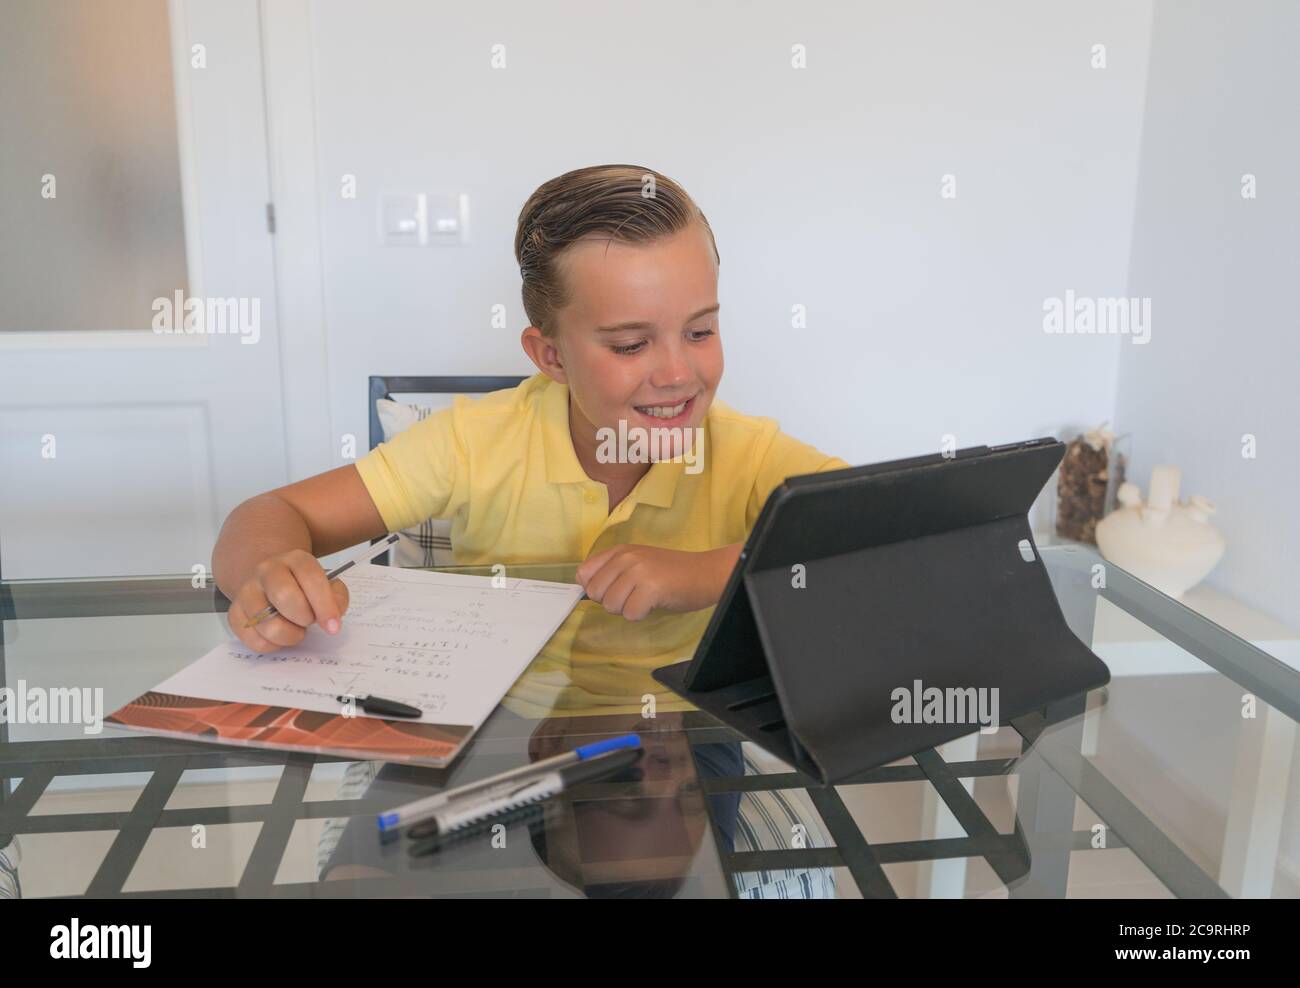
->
[354,372,849,716]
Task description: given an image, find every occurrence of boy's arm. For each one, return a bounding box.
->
[212,465,388,650]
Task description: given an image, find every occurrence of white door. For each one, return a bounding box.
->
[0,0,288,580]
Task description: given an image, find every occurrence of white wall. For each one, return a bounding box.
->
[285,0,1154,486]
[1114,0,1300,630]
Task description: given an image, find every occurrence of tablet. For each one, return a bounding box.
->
[653,437,1111,784]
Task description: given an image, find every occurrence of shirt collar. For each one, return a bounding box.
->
[540,376,687,509]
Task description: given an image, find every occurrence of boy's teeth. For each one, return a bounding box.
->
[637,400,688,418]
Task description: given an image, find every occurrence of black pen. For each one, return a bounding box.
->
[244,534,399,629]
[336,693,423,718]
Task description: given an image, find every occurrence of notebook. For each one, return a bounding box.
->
[107,563,584,766]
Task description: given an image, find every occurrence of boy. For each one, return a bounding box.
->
[212,164,848,653]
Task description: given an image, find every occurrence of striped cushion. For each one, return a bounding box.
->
[0,835,20,900]
[731,744,837,899]
[374,398,455,567]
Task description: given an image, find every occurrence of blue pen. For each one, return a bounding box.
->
[376,733,641,832]
[407,748,644,846]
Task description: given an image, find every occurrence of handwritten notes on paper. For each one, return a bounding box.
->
[153,563,584,726]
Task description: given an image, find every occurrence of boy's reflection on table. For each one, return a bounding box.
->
[321,711,741,898]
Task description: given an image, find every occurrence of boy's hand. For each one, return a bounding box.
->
[226,549,351,653]
[576,543,742,621]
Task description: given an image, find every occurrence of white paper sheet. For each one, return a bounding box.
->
[153,563,583,726]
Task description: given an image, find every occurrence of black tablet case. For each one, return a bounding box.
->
[652,438,1111,785]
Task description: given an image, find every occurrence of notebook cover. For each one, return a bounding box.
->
[106,691,472,766]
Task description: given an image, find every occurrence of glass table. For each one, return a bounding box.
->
[0,545,1296,899]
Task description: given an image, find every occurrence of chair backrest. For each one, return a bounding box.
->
[366,375,528,565]
[368,375,528,452]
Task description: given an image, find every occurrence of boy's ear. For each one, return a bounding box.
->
[520,326,568,384]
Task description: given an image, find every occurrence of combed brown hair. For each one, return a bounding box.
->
[514,164,720,336]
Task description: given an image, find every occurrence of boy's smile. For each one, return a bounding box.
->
[521,220,724,490]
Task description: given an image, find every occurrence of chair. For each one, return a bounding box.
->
[366,375,527,565]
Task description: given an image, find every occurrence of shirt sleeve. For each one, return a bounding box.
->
[745,429,851,531]
[353,404,468,533]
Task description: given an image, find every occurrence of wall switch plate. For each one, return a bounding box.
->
[378,192,469,246]
[425,192,470,245]
[379,193,427,246]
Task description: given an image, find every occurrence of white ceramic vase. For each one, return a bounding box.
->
[1094,465,1226,599]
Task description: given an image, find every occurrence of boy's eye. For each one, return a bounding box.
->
[609,326,714,355]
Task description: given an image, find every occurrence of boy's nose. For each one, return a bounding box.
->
[649,342,692,390]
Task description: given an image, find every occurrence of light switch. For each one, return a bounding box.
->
[379,193,427,246]
[426,192,470,245]
[378,192,469,246]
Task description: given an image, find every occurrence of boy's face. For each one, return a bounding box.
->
[524,221,723,444]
